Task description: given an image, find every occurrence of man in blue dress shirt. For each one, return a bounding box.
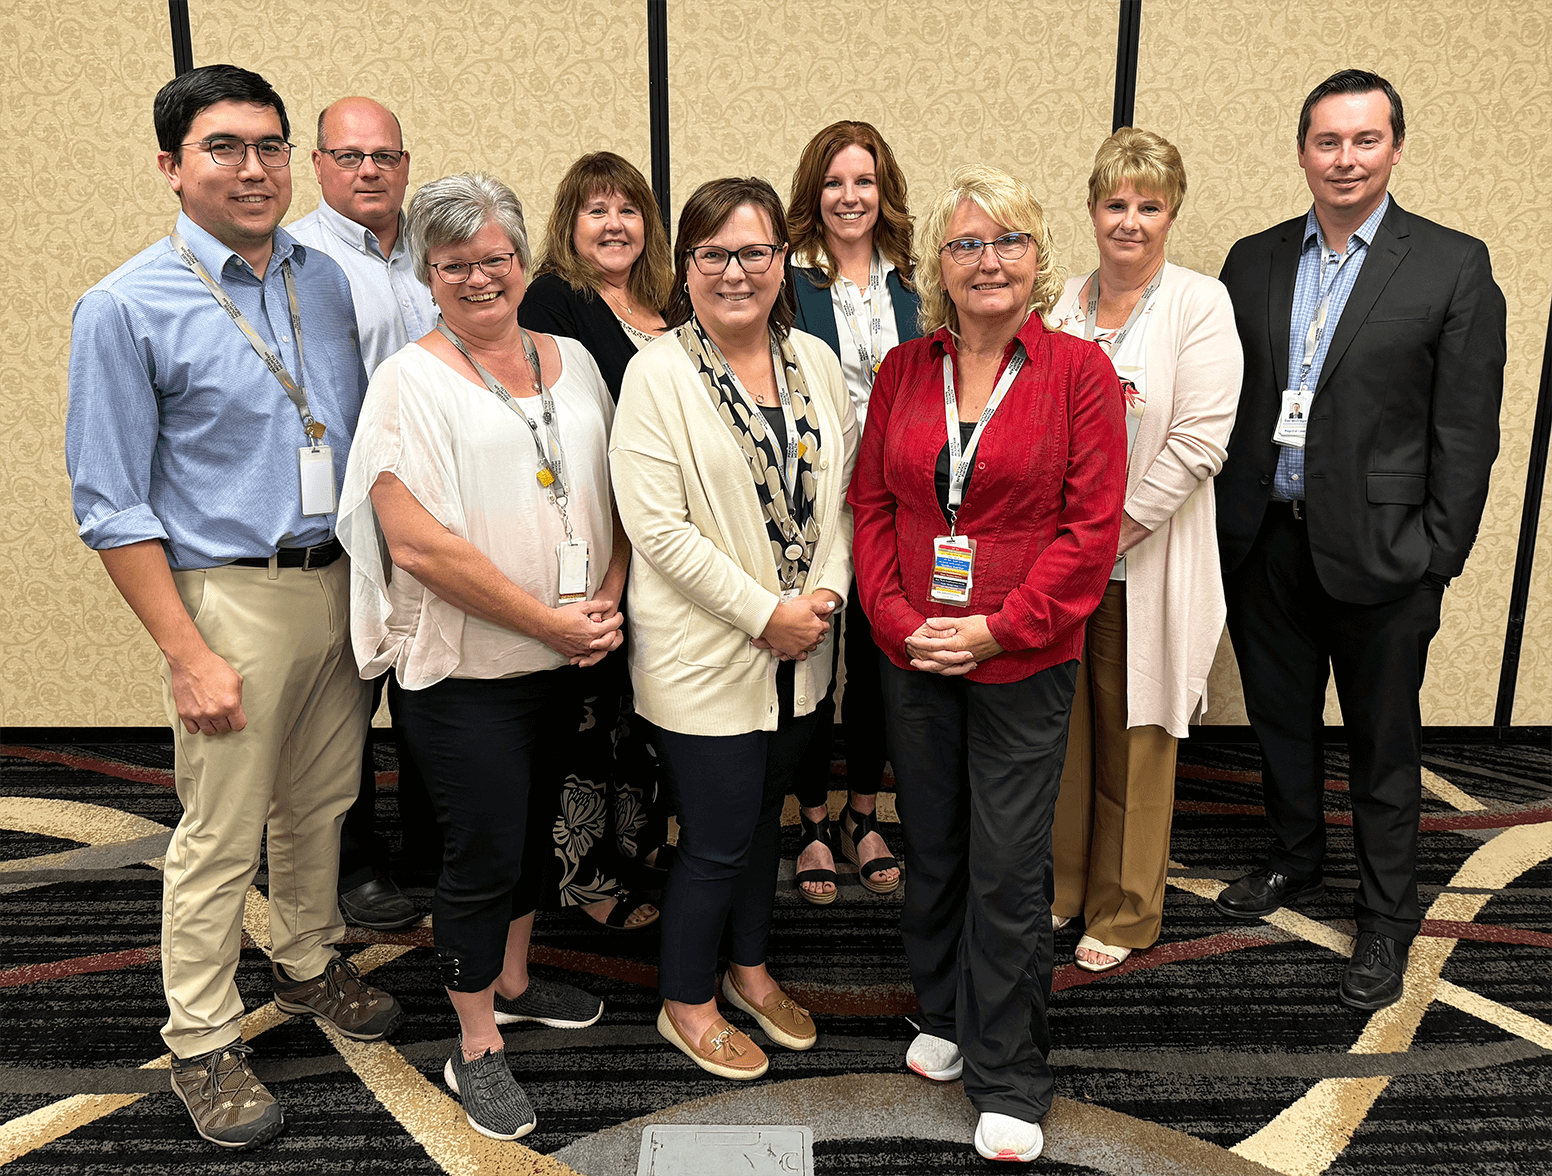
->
[288,96,436,932]
[65,64,404,1150]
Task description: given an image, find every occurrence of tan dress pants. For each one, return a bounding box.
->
[159,558,367,1058]
[1053,582,1179,948]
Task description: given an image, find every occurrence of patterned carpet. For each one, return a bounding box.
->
[2,736,1549,1174]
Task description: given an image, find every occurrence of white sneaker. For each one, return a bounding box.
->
[905,1032,962,1081]
[974,1112,1044,1162]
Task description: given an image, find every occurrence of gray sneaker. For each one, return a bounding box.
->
[444,1046,536,1140]
[170,1042,284,1149]
[492,975,602,1028]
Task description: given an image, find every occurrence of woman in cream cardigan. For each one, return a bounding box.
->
[1049,129,1243,972]
[610,177,856,1081]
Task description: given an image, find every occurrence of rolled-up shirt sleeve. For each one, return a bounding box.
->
[66,289,170,551]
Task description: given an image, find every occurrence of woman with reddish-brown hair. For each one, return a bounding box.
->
[784,120,919,906]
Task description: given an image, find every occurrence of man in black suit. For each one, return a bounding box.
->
[1213,69,1505,1010]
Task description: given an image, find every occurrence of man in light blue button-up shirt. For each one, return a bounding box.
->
[64,64,402,1150]
[286,96,436,933]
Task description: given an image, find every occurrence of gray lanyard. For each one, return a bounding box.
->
[706,332,801,502]
[437,320,573,538]
[171,232,324,448]
[835,251,884,389]
[1083,265,1163,356]
[1296,243,1360,390]
[941,342,1026,532]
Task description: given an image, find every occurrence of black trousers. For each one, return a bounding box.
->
[795,584,888,808]
[880,656,1078,1123]
[1225,503,1444,943]
[390,669,571,992]
[340,673,438,888]
[656,662,815,1003]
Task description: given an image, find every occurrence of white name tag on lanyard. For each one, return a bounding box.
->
[298,446,337,515]
[1272,389,1311,448]
[557,537,589,604]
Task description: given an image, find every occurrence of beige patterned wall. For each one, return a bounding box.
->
[1138,0,1552,725]
[4,1,1548,727]
[0,0,648,727]
[666,0,1116,290]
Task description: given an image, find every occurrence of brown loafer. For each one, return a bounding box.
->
[657,1003,768,1080]
[720,972,817,1051]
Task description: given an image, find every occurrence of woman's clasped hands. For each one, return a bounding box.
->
[751,591,843,660]
[546,596,625,667]
[904,614,1003,675]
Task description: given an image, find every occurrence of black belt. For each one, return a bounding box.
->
[1271,499,1306,521]
[229,537,344,569]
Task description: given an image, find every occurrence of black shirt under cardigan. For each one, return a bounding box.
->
[517,271,642,402]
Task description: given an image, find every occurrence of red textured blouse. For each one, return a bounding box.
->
[848,312,1127,683]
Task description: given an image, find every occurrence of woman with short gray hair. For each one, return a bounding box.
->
[338,172,630,1142]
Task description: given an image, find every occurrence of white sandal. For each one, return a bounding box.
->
[1074,934,1131,973]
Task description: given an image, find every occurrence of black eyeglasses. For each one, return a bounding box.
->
[689,244,779,275]
[941,232,1033,265]
[181,136,293,168]
[319,148,407,171]
[428,252,517,283]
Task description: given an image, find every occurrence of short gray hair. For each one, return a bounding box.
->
[406,172,531,285]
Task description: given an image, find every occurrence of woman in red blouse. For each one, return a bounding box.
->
[849,164,1126,1164]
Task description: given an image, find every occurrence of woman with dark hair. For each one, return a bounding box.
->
[610,177,856,1080]
[784,120,918,904]
[517,152,676,931]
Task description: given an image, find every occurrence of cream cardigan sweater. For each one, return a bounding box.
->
[1059,262,1243,737]
[610,328,857,737]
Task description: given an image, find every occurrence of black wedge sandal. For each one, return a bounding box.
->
[840,803,900,895]
[795,811,839,906]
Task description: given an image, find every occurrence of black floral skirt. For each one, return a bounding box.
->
[550,656,670,907]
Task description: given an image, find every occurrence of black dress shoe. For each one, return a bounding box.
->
[339,875,419,931]
[1213,867,1324,919]
[1340,931,1408,1010]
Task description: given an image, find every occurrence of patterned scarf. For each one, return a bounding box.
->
[676,317,825,591]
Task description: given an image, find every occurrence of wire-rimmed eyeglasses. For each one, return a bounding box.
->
[941,232,1033,265]
[428,252,518,284]
[319,148,407,171]
[180,136,293,168]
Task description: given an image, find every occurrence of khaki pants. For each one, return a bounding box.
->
[159,558,367,1058]
[1053,582,1179,948]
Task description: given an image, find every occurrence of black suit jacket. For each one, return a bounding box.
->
[1216,199,1506,604]
[791,264,922,356]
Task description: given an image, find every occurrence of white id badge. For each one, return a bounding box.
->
[298,446,337,515]
[781,587,801,603]
[1271,389,1311,448]
[929,535,976,604]
[557,538,590,604]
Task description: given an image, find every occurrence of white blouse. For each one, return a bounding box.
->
[338,336,616,687]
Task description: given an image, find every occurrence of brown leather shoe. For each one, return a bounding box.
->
[170,1042,283,1149]
[273,956,403,1041]
[720,972,817,1050]
[657,1003,768,1079]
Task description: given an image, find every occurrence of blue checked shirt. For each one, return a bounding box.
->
[66,213,369,569]
[1274,196,1390,501]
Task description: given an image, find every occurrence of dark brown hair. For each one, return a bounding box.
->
[1298,69,1405,149]
[664,177,796,339]
[533,152,673,312]
[787,120,915,289]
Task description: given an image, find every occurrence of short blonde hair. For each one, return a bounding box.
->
[1086,127,1187,216]
[917,165,1063,338]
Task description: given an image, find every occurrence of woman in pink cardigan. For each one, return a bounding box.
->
[850,165,1125,1163]
[1049,129,1244,972]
